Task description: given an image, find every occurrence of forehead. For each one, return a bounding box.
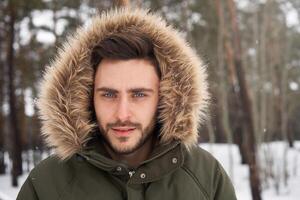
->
[94,59,160,89]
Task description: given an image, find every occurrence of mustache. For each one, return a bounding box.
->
[107,120,142,130]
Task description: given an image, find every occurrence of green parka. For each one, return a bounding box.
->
[17,8,237,200]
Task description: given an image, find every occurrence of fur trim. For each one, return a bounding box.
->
[37,8,210,160]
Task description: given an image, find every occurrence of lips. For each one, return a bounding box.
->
[111,127,136,136]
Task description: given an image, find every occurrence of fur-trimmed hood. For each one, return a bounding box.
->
[37,8,209,160]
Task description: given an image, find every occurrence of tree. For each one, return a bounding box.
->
[226,0,262,199]
[0,0,6,175]
[6,0,23,187]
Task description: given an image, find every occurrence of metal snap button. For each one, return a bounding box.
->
[140,173,146,179]
[172,157,178,164]
[116,166,122,172]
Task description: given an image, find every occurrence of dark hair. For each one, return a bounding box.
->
[90,30,161,78]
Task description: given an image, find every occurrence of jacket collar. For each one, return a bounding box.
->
[78,136,184,183]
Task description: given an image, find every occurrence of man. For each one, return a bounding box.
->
[17,8,237,200]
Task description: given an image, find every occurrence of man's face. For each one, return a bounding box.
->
[93,58,160,155]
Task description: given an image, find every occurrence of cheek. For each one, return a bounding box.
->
[94,99,113,124]
[136,100,158,123]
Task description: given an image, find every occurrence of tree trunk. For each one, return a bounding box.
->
[214,0,234,179]
[223,42,248,164]
[226,0,262,199]
[281,22,293,148]
[0,53,5,175]
[0,14,5,174]
[0,113,4,174]
[207,117,216,144]
[7,0,23,187]
[215,0,247,164]
[287,122,294,148]
[18,89,27,150]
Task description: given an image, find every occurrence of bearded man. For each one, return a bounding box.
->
[17,8,237,200]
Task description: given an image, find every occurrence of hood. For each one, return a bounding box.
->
[37,8,210,160]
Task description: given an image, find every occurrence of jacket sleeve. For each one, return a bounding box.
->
[213,162,237,200]
[16,176,39,200]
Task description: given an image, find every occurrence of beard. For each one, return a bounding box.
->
[98,117,157,155]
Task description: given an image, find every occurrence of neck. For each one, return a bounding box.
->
[104,136,156,168]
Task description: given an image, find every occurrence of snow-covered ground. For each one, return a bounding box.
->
[0,142,299,200]
[201,142,300,200]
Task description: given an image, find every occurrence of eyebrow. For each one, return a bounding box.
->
[95,87,118,93]
[95,87,154,93]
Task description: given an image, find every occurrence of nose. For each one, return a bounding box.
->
[115,96,131,122]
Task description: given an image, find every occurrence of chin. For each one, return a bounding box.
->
[115,144,135,152]
[112,142,139,154]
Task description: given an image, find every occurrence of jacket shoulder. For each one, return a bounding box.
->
[183,145,219,167]
[182,145,236,199]
[30,155,74,178]
[28,155,77,198]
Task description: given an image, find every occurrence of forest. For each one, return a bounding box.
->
[0,0,300,200]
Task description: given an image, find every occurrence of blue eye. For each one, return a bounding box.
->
[133,92,146,98]
[102,92,116,98]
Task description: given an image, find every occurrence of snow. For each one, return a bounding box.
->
[0,173,28,200]
[0,142,299,200]
[201,142,300,200]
